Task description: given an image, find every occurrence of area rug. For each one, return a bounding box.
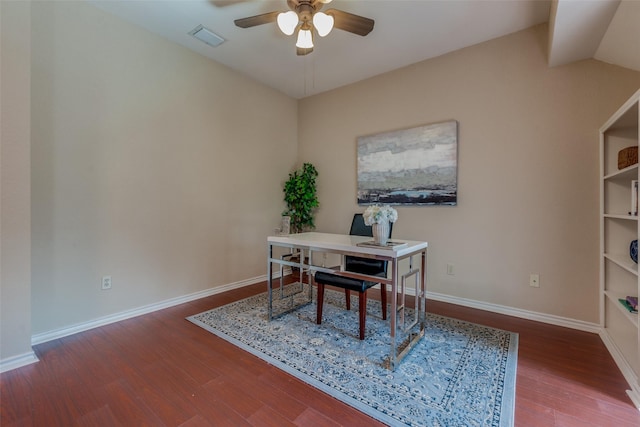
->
[187,286,518,426]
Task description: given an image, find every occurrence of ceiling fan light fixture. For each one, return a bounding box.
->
[235,1,375,55]
[296,28,314,49]
[313,12,334,37]
[277,11,298,36]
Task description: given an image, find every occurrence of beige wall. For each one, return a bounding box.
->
[29,1,298,335]
[299,25,640,323]
[2,1,640,364]
[1,0,34,363]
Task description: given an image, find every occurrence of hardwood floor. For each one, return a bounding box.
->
[2,281,639,426]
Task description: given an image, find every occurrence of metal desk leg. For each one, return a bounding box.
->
[421,249,427,322]
[387,249,427,370]
[267,245,313,320]
[389,258,398,370]
[267,243,273,320]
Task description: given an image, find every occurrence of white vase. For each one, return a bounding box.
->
[372,221,390,245]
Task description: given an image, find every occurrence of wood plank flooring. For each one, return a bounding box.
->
[1,281,639,426]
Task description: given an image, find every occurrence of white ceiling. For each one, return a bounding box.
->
[89,0,640,99]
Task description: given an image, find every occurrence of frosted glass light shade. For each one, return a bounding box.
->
[313,12,334,37]
[296,29,314,48]
[277,11,298,35]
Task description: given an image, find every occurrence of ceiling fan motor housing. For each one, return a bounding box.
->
[288,0,323,22]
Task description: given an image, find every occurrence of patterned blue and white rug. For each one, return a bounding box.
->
[187,286,518,426]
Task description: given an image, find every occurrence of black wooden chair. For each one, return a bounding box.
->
[314,213,392,340]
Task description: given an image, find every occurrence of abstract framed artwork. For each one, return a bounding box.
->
[357,120,458,206]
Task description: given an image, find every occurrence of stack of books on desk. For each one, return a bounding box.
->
[357,240,407,249]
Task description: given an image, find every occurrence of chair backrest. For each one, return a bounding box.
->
[348,213,393,237]
[345,213,392,276]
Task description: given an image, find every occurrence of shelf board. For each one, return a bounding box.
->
[604,164,638,181]
[604,253,639,276]
[604,213,639,221]
[604,290,639,328]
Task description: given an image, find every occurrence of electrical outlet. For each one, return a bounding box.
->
[101,275,112,290]
[447,263,455,276]
[529,273,539,288]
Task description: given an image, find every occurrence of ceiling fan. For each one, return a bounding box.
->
[234,0,374,56]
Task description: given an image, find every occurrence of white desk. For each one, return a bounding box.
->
[267,232,428,370]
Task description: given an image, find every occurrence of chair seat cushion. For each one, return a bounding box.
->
[314,271,380,293]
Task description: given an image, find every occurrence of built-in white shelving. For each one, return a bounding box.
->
[600,89,640,410]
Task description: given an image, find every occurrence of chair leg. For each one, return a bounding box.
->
[344,289,351,310]
[359,290,367,340]
[380,283,387,320]
[316,282,324,325]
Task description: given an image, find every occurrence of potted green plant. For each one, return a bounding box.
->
[283,163,319,233]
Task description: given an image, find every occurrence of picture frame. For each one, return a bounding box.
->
[357,120,458,206]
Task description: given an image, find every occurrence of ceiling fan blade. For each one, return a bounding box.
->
[326,9,374,36]
[211,1,248,6]
[297,46,314,56]
[234,11,279,28]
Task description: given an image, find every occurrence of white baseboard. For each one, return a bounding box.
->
[380,283,601,333]
[425,291,601,333]
[0,351,39,373]
[30,274,271,346]
[599,329,640,410]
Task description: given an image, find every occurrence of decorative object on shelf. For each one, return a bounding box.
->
[631,240,639,264]
[619,298,639,313]
[632,180,638,216]
[363,204,398,245]
[283,163,319,233]
[357,120,458,206]
[618,146,638,169]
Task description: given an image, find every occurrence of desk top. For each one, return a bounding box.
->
[268,232,427,258]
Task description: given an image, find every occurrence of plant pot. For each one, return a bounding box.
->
[281,216,291,235]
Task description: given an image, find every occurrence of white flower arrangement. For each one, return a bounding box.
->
[363,204,398,225]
